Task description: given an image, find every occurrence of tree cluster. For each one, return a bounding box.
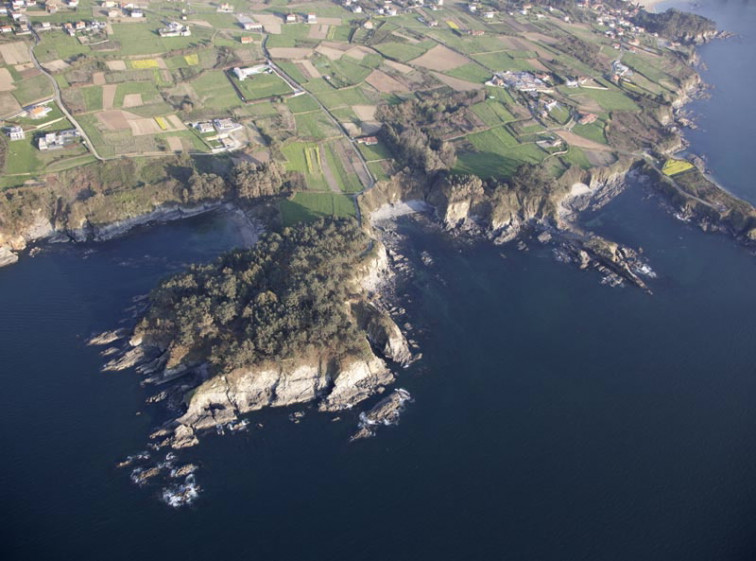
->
[631,9,716,43]
[137,219,372,373]
[376,91,486,175]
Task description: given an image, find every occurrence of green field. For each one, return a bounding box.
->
[572,121,607,145]
[358,142,391,162]
[114,82,161,107]
[286,94,321,114]
[473,52,537,72]
[305,81,373,109]
[233,73,292,101]
[470,100,516,125]
[444,63,492,84]
[190,70,243,111]
[294,111,339,140]
[110,23,210,56]
[455,125,547,178]
[282,140,361,192]
[560,146,593,170]
[374,41,436,62]
[34,32,90,62]
[283,141,328,191]
[12,75,54,107]
[567,88,640,112]
[279,192,356,225]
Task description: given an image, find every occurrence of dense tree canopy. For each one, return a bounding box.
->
[138,219,372,372]
[631,9,716,43]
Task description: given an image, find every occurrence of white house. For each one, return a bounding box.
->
[232,65,271,81]
[7,126,25,140]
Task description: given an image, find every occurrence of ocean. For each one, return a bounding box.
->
[2,2,756,559]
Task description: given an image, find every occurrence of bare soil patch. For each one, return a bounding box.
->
[102,84,117,110]
[106,60,127,71]
[344,46,376,61]
[166,136,183,152]
[296,59,321,79]
[365,69,408,93]
[268,47,314,59]
[0,92,21,117]
[96,110,130,130]
[121,93,142,108]
[391,31,419,44]
[318,17,342,26]
[321,41,351,52]
[522,31,559,45]
[0,42,30,65]
[166,114,184,129]
[18,68,40,80]
[92,72,106,86]
[333,138,370,189]
[188,20,212,28]
[309,24,329,40]
[352,105,377,121]
[571,95,603,114]
[584,149,617,166]
[0,68,15,92]
[557,130,613,152]
[341,122,361,137]
[384,60,413,74]
[314,45,344,61]
[526,58,549,72]
[252,14,282,34]
[410,44,470,72]
[129,117,161,136]
[431,72,481,92]
[318,146,341,193]
[42,59,70,72]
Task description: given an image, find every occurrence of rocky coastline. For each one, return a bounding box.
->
[91,228,418,505]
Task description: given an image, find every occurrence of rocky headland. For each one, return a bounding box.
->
[93,219,414,458]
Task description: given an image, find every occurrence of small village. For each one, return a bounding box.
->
[0,0,707,221]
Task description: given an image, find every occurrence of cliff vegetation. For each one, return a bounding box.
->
[136,218,373,374]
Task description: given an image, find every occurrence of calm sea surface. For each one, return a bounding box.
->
[2,2,756,559]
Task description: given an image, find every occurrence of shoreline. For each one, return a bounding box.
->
[636,0,671,12]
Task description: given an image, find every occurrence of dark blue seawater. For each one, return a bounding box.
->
[2,2,756,559]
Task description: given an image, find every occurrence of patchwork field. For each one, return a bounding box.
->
[0,0,687,221]
[410,45,471,72]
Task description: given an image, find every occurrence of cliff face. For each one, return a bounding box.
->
[101,230,413,450]
[0,210,55,263]
[175,353,394,430]
[0,201,225,265]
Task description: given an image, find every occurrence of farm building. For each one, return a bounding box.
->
[26,104,53,119]
[237,15,263,31]
[7,126,25,141]
[193,122,214,134]
[213,119,242,134]
[233,65,271,81]
[159,21,191,37]
[38,129,79,151]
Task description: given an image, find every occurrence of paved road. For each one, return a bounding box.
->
[28,29,104,161]
[261,35,376,199]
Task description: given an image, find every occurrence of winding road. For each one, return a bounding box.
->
[28,29,104,161]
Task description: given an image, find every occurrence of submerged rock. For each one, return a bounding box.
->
[350,388,412,441]
[87,328,129,346]
[161,474,201,508]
